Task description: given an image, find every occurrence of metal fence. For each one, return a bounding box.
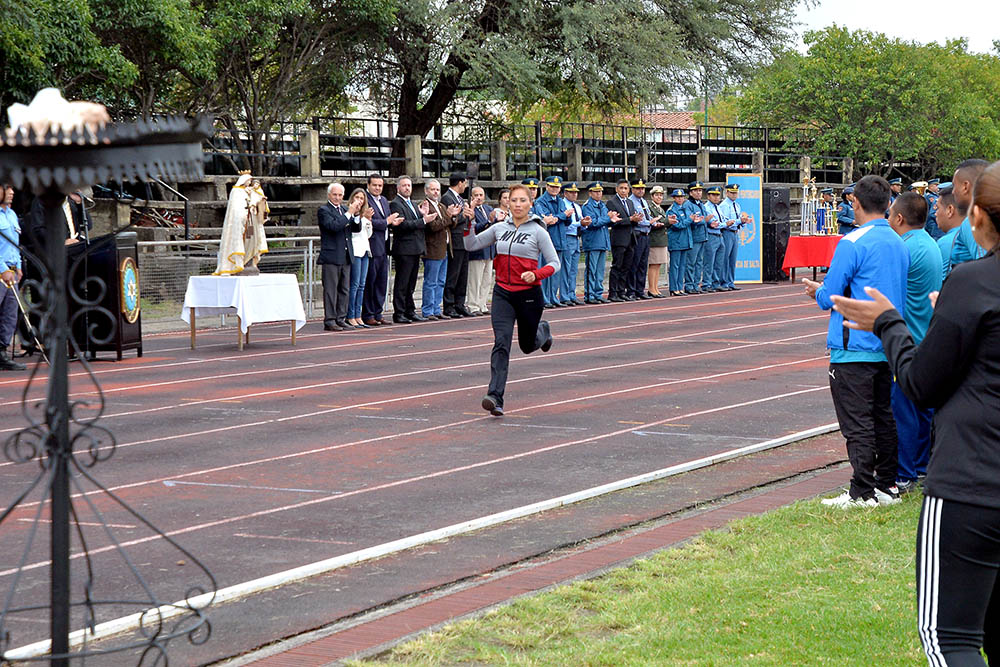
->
[138,238,322,328]
[202,117,853,184]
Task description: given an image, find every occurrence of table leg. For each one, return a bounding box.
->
[291,322,296,346]
[237,315,243,351]
[190,308,196,350]
[790,268,796,283]
[245,327,250,346]
[813,267,818,281]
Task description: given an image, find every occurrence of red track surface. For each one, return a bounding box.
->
[0,284,839,663]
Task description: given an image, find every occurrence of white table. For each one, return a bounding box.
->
[181,274,306,350]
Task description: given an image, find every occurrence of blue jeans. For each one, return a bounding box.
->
[421,257,448,317]
[668,249,688,293]
[722,230,738,288]
[561,236,581,302]
[349,254,369,319]
[702,233,724,289]
[892,381,933,482]
[584,250,606,301]
[684,240,706,291]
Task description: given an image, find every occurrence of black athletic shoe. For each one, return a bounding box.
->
[538,320,552,352]
[482,394,504,416]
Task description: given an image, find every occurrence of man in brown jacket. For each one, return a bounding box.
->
[420,180,461,319]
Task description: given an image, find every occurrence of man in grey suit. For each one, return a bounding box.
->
[318,182,361,331]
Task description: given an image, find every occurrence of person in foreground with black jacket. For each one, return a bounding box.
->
[831,160,1000,666]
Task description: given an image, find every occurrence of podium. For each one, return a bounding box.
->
[68,231,143,360]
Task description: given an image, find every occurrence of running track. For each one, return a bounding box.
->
[0,283,839,663]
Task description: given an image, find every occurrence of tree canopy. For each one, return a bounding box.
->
[737,26,1000,178]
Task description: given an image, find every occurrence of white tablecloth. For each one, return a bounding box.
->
[181,274,306,333]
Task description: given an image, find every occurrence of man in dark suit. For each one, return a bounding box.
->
[388,175,432,323]
[441,172,474,317]
[318,182,361,331]
[362,173,399,326]
[605,179,642,301]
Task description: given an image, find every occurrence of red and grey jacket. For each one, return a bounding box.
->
[463,214,560,291]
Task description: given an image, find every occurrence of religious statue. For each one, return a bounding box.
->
[214,172,269,275]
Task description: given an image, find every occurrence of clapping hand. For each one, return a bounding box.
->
[565,207,575,218]
[630,211,643,223]
[667,214,677,226]
[446,203,462,217]
[581,215,592,227]
[651,215,663,227]
[693,214,704,223]
[544,214,557,226]
[609,211,621,223]
[387,212,402,226]
[362,205,374,220]
[347,198,363,216]
[463,204,474,219]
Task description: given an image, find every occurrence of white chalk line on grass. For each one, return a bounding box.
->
[3,416,838,660]
[0,354,830,581]
[0,285,805,389]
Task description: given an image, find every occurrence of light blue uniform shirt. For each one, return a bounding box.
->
[814,220,909,364]
[629,194,651,232]
[0,206,21,272]
[937,227,960,280]
[566,200,582,237]
[951,216,985,266]
[703,200,724,235]
[900,228,943,344]
[717,197,742,231]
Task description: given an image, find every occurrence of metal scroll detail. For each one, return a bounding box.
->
[0,116,216,665]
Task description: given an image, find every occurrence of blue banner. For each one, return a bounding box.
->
[727,172,763,283]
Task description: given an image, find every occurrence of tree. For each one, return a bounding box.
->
[0,0,136,113]
[354,0,803,157]
[737,27,1000,178]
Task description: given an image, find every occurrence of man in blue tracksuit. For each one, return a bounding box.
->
[948,159,989,269]
[682,181,708,294]
[665,188,692,296]
[701,185,725,291]
[534,175,572,307]
[804,174,909,508]
[580,182,614,303]
[887,192,942,494]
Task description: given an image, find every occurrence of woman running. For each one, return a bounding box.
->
[463,184,559,416]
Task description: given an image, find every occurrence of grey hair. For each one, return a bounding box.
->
[327,182,344,196]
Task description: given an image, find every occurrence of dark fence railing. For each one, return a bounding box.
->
[201,117,854,185]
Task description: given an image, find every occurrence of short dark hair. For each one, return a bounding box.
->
[853,175,890,215]
[367,173,384,184]
[616,179,629,186]
[938,190,966,217]
[449,172,467,187]
[891,192,927,228]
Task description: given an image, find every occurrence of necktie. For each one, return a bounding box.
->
[405,198,417,218]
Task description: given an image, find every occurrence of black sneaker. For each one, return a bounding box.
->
[874,486,901,505]
[481,395,504,416]
[537,320,552,352]
[896,479,917,495]
[0,352,27,371]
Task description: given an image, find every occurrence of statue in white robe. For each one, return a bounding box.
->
[214,173,269,275]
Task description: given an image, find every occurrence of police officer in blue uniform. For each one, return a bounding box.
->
[887,177,903,215]
[534,175,572,307]
[665,188,692,296]
[580,182,613,303]
[924,178,942,239]
[682,181,708,294]
[702,185,726,291]
[837,184,857,234]
[561,181,585,305]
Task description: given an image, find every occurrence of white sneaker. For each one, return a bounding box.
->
[821,491,877,509]
[874,486,901,505]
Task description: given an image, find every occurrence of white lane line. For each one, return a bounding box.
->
[355,415,430,422]
[0,311,825,433]
[0,367,830,581]
[162,481,332,494]
[2,330,829,506]
[632,430,766,441]
[232,533,353,546]
[2,419,838,660]
[499,424,589,431]
[0,300,813,408]
[17,518,137,529]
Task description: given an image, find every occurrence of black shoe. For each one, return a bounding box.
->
[392,315,412,324]
[609,296,623,302]
[336,319,351,329]
[730,286,741,291]
[433,314,446,320]
[324,323,343,331]
[408,313,428,322]
[444,309,461,319]
[537,320,552,352]
[355,321,372,329]
[599,297,610,303]
[0,351,26,371]
[458,308,475,317]
[638,293,652,300]
[584,299,597,304]
[561,301,575,307]
[482,394,504,416]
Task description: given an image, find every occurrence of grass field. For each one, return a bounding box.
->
[362,488,927,666]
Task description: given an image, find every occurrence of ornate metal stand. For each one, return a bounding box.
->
[0,116,217,664]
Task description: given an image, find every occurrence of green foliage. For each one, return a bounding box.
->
[738,26,1000,177]
[0,0,137,112]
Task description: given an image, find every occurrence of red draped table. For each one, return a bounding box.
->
[782,234,843,281]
